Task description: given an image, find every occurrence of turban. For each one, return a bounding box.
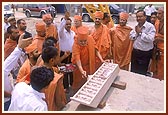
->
[77,26,89,40]
[7,16,15,22]
[119,12,129,20]
[35,22,46,31]
[42,14,52,21]
[25,41,37,54]
[94,11,104,19]
[74,15,82,21]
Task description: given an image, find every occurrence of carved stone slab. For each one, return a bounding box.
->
[70,63,120,108]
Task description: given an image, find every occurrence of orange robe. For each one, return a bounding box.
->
[17,60,66,110]
[46,24,58,40]
[71,35,97,92]
[33,35,46,53]
[110,25,133,70]
[45,67,67,111]
[91,24,111,69]
[151,20,164,80]
[105,22,113,29]
[16,59,31,84]
[71,26,78,34]
[4,38,17,60]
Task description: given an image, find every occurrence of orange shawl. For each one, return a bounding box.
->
[33,35,46,53]
[151,20,164,80]
[106,22,113,29]
[110,25,133,70]
[45,69,67,111]
[46,24,58,40]
[71,35,96,91]
[155,20,164,50]
[16,59,31,84]
[71,26,78,34]
[4,38,17,60]
[91,24,111,59]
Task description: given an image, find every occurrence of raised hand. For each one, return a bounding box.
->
[18,33,33,49]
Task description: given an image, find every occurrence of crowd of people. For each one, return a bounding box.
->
[3,4,164,111]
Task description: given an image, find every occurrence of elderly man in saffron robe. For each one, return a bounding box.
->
[90,11,111,70]
[151,7,164,80]
[110,12,133,71]
[71,26,104,93]
[71,15,83,34]
[42,14,58,40]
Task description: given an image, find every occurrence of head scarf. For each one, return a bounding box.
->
[74,15,82,21]
[94,11,104,19]
[77,26,89,40]
[35,22,46,31]
[42,14,52,21]
[119,12,129,20]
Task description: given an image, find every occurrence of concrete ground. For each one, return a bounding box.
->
[62,70,165,112]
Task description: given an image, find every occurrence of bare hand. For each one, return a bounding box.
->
[65,11,70,19]
[64,51,70,58]
[18,33,33,49]
[135,25,142,34]
[105,59,113,63]
[81,70,87,78]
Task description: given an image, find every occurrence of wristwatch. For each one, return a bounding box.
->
[139,32,142,36]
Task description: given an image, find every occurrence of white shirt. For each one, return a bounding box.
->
[130,21,156,51]
[4,46,23,103]
[4,22,10,33]
[58,18,75,52]
[144,5,156,16]
[8,82,47,111]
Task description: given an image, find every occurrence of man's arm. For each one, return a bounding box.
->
[58,12,70,38]
[76,60,87,78]
[4,34,33,94]
[129,29,137,40]
[95,49,105,63]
